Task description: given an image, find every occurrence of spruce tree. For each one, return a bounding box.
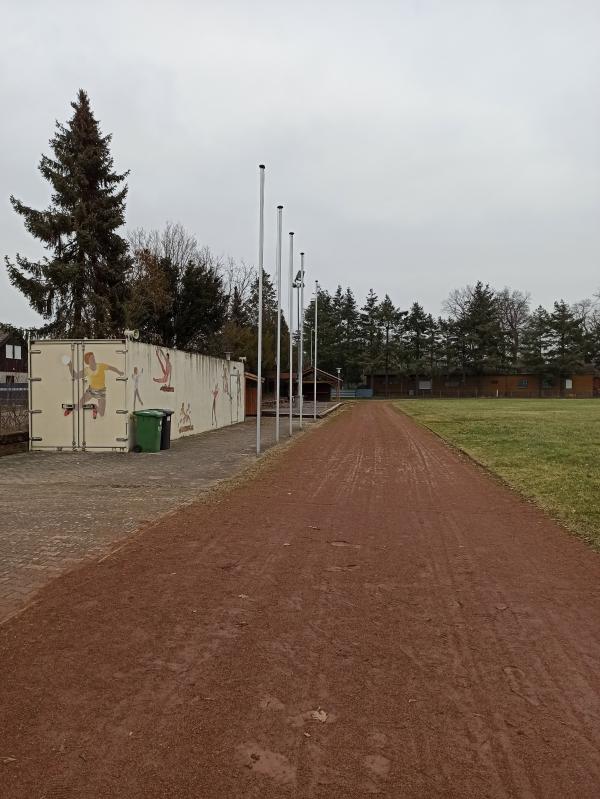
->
[546,300,586,390]
[340,288,361,384]
[456,282,503,377]
[175,259,228,352]
[6,90,130,337]
[359,289,381,387]
[522,306,551,394]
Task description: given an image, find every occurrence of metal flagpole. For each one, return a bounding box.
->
[256,165,265,455]
[275,205,283,442]
[299,252,305,428]
[288,232,294,436]
[314,280,319,420]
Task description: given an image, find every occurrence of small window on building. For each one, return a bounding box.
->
[13,345,21,360]
[5,344,14,359]
[518,379,528,388]
[565,378,573,390]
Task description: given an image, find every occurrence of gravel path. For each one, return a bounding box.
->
[2,402,600,797]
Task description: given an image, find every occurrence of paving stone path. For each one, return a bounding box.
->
[0,416,304,621]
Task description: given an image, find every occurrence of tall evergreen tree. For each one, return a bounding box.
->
[377,295,402,397]
[340,287,361,384]
[6,90,130,337]
[229,285,249,326]
[521,306,551,393]
[452,282,503,379]
[402,302,432,376]
[359,289,381,388]
[546,300,586,391]
[245,270,289,372]
[175,258,228,352]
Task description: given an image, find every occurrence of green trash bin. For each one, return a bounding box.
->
[133,409,163,452]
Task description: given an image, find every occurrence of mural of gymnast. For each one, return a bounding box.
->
[178,402,194,434]
[211,383,219,426]
[64,351,124,419]
[153,348,174,392]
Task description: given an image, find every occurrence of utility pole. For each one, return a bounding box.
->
[288,232,294,437]
[275,205,283,442]
[256,165,265,455]
[299,253,305,427]
[313,280,319,420]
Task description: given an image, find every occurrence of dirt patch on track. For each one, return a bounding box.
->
[2,402,600,797]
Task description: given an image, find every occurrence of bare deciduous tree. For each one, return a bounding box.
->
[497,287,531,366]
[223,257,256,308]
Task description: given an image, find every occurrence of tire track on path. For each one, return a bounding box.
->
[2,402,600,797]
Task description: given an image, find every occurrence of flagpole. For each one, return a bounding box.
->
[256,165,265,455]
[313,280,319,420]
[288,232,294,437]
[299,252,305,428]
[275,205,283,442]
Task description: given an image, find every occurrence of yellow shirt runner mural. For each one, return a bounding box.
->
[63,351,124,419]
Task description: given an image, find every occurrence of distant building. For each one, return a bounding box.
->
[368,371,599,398]
[0,329,27,383]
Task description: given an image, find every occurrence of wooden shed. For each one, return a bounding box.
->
[244,372,264,416]
[301,367,342,402]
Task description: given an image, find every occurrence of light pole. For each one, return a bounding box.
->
[288,232,294,437]
[275,205,283,442]
[256,164,265,456]
[292,263,305,428]
[336,367,341,401]
[313,280,319,420]
[299,253,305,427]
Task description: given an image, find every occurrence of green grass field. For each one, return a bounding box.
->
[395,399,600,548]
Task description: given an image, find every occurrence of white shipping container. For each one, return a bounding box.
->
[29,339,245,451]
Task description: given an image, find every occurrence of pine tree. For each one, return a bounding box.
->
[6,90,130,337]
[229,285,249,326]
[452,282,503,378]
[403,302,430,375]
[521,305,551,393]
[246,270,289,372]
[377,295,402,398]
[175,258,228,352]
[546,300,586,392]
[359,289,381,388]
[340,288,361,384]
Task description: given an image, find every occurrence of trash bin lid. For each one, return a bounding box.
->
[148,408,174,417]
[134,409,164,418]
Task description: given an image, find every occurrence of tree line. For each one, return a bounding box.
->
[302,282,600,390]
[5,90,599,389]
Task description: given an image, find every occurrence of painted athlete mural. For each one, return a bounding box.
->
[63,351,124,419]
[132,366,144,410]
[153,348,174,392]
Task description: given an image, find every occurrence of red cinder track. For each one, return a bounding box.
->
[2,402,600,798]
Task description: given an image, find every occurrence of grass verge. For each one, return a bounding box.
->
[395,399,600,548]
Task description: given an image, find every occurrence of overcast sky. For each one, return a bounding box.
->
[2,0,599,327]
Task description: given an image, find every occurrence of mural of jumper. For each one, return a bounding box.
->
[63,351,124,420]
